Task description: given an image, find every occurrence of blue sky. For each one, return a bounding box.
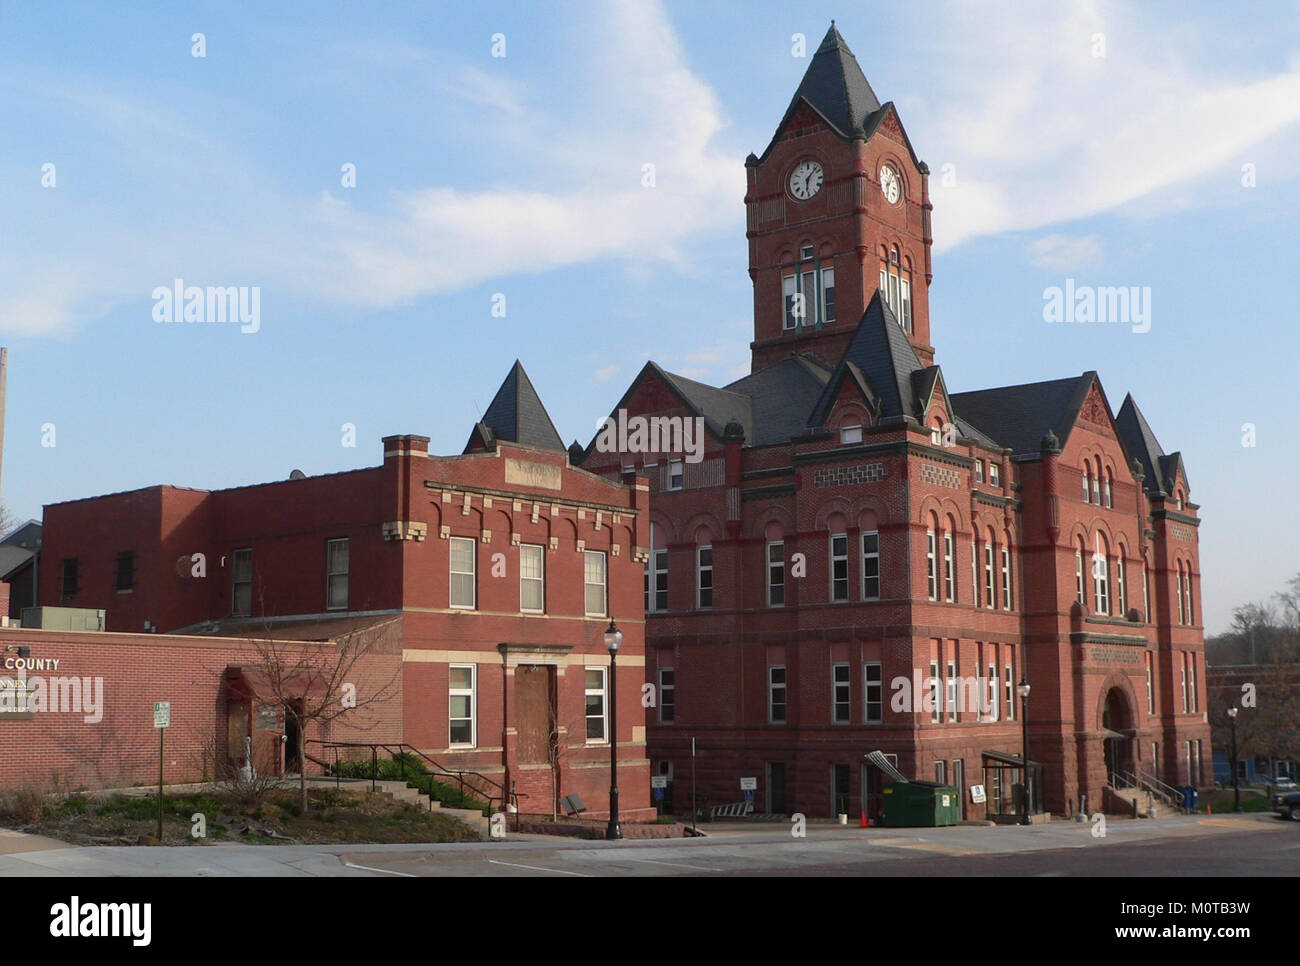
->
[3,0,1298,633]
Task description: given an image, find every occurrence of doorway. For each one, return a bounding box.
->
[766,762,787,814]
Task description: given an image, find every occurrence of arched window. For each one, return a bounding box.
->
[1082,465,1092,502]
[926,513,938,601]
[1175,561,1186,624]
[930,417,945,446]
[1001,531,1014,611]
[1103,468,1113,509]
[1093,533,1110,615]
[1185,563,1195,625]
[879,245,913,333]
[983,527,996,609]
[1092,457,1103,505]
[782,244,835,330]
[1116,543,1128,616]
[943,516,956,602]
[1075,537,1087,605]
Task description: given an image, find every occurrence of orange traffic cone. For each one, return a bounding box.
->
[1205,805,1211,815]
[860,810,868,828]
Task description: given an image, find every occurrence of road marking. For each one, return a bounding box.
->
[487,859,589,876]
[342,859,416,877]
[622,857,723,871]
[889,841,977,856]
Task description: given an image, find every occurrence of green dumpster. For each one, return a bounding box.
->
[880,781,961,827]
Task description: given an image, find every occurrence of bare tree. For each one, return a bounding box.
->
[241,617,403,813]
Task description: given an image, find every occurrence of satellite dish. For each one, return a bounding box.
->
[289,469,307,480]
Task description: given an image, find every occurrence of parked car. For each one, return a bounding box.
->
[1273,791,1300,820]
[1274,778,1297,790]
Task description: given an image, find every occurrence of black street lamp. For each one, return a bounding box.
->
[1018,678,1032,826]
[1227,706,1240,813]
[604,619,624,840]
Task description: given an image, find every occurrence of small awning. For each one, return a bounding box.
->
[224,665,330,701]
[981,749,1041,768]
[864,750,909,782]
[1101,728,1131,740]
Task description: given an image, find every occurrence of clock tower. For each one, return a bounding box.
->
[745,23,935,372]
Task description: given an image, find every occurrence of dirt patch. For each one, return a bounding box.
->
[514,814,687,839]
[4,787,482,846]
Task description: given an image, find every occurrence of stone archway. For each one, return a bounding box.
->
[1101,686,1135,784]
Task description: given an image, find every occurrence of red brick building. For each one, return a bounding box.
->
[580,25,1210,820]
[33,363,654,819]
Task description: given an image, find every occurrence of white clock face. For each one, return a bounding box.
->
[880,165,901,204]
[789,160,823,200]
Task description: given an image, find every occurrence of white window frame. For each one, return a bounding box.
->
[584,550,607,617]
[658,666,675,724]
[449,537,477,610]
[832,662,851,724]
[585,666,608,743]
[946,659,957,722]
[449,664,476,748]
[989,462,1000,486]
[830,533,849,602]
[1145,652,1155,714]
[986,662,999,721]
[860,530,880,601]
[926,529,937,600]
[863,662,883,724]
[1180,654,1188,713]
[520,543,545,613]
[667,459,684,491]
[1000,545,1012,611]
[929,660,941,723]
[822,266,836,324]
[768,665,788,723]
[1004,664,1015,721]
[943,532,955,602]
[1075,546,1085,605]
[840,424,862,445]
[767,541,785,607]
[971,540,979,607]
[1093,535,1109,615]
[974,460,984,483]
[326,537,349,611]
[984,543,995,609]
[696,545,713,610]
[1116,553,1127,617]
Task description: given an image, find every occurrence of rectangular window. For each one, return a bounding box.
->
[783,274,799,329]
[901,277,912,331]
[696,546,713,609]
[989,463,1000,486]
[60,557,80,603]
[326,538,349,611]
[1094,550,1110,615]
[935,760,947,784]
[449,537,476,609]
[930,660,941,723]
[1001,546,1012,610]
[767,541,785,607]
[449,664,476,747]
[1180,654,1188,713]
[231,549,252,617]
[1075,549,1085,604]
[1185,571,1195,625]
[987,662,999,721]
[975,460,984,483]
[984,545,995,609]
[926,530,937,600]
[822,267,836,323]
[830,533,849,602]
[971,541,979,607]
[832,663,851,723]
[1004,663,1015,721]
[863,662,883,723]
[946,659,957,722]
[943,532,955,602]
[520,543,545,613]
[769,666,787,723]
[659,667,675,724]
[651,547,668,612]
[1117,555,1127,617]
[114,551,135,592]
[861,531,880,600]
[1145,652,1155,714]
[840,424,862,445]
[584,551,607,617]
[802,269,816,323]
[667,459,684,491]
[585,667,608,741]
[1189,654,1198,712]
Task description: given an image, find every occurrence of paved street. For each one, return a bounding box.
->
[0,811,1291,877]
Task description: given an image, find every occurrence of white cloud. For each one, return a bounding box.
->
[1025,233,1104,270]
[921,1,1300,251]
[594,365,618,381]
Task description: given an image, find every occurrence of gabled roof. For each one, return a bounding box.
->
[950,373,1097,459]
[724,354,831,445]
[809,291,926,427]
[0,546,33,582]
[1116,393,1170,494]
[0,520,41,551]
[654,364,754,441]
[758,23,881,159]
[465,361,565,454]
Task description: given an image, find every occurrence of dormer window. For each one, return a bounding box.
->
[840,425,862,445]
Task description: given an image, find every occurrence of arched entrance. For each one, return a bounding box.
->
[1101,687,1134,784]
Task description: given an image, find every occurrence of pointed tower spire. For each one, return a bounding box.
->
[778,22,882,142]
[464,360,566,454]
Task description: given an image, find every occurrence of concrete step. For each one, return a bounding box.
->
[365,779,487,836]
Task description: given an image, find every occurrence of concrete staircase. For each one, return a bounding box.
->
[318,778,490,838]
[1106,785,1159,818]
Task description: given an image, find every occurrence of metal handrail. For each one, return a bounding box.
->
[1136,769,1185,806]
[306,740,518,813]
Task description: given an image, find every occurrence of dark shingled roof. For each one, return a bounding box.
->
[466,360,565,454]
[950,373,1096,459]
[759,23,881,160]
[809,291,925,426]
[1116,394,1186,495]
[725,355,831,445]
[651,363,754,442]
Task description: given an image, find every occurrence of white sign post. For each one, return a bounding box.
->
[153,702,170,839]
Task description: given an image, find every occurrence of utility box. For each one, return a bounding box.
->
[880,781,961,827]
[19,607,106,631]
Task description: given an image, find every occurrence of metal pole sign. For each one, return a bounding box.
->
[154,702,170,841]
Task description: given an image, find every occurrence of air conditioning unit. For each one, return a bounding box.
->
[19,607,106,631]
